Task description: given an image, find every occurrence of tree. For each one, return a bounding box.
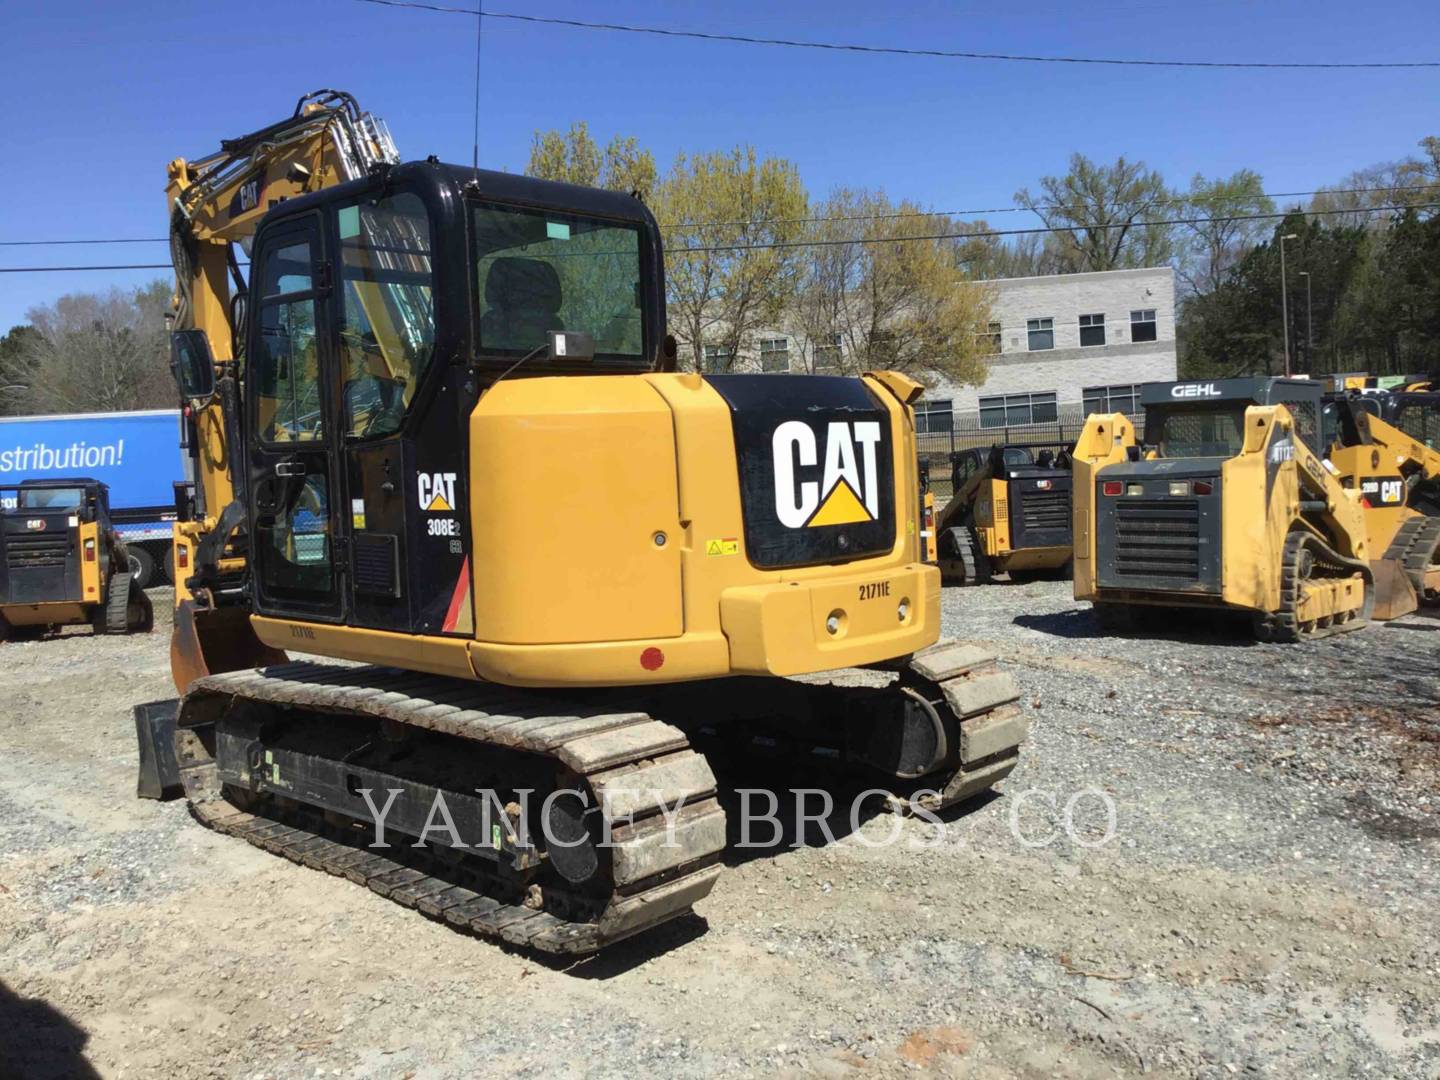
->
[790,189,994,385]
[1177,170,1274,297]
[655,146,808,372]
[2,281,173,415]
[0,325,41,416]
[1015,154,1175,273]
[526,122,657,200]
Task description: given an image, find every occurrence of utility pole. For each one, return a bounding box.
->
[1279,233,1298,377]
[1297,270,1313,370]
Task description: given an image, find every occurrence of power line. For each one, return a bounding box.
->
[0,264,171,274]
[0,238,168,247]
[668,202,1440,254]
[662,184,1440,233]
[5,184,1434,250]
[350,0,1440,69]
[1,201,1431,273]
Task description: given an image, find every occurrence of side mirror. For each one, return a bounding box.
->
[171,330,217,403]
[548,330,595,364]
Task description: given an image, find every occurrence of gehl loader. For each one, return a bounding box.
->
[1073,377,1435,641]
[935,443,1073,584]
[133,91,1027,953]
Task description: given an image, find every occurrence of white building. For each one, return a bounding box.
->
[916,266,1177,434]
[691,265,1177,437]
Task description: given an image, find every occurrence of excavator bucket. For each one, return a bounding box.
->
[1369,558,1419,622]
[171,599,287,693]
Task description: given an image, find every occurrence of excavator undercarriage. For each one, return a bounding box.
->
[158,639,1021,953]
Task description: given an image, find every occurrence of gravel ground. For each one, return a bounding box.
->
[1,583,1437,1079]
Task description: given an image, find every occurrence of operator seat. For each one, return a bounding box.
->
[480,257,565,349]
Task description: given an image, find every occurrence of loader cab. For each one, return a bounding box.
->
[0,479,110,608]
[239,162,668,637]
[1141,378,1324,459]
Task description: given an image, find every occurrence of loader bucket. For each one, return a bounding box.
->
[171,599,287,693]
[1369,558,1419,622]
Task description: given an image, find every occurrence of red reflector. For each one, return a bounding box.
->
[83,541,96,562]
[1193,481,1213,495]
[1102,481,1123,496]
[177,547,189,569]
[640,647,665,671]
[1360,496,1372,509]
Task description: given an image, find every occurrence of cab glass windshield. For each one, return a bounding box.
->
[1150,407,1248,458]
[472,203,646,361]
[19,487,84,509]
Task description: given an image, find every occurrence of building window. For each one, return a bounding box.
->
[759,337,790,373]
[1079,313,1106,348]
[1026,317,1054,351]
[813,332,842,372]
[980,321,1002,353]
[1082,383,1141,416]
[1130,309,1157,343]
[979,391,1058,429]
[914,399,953,435]
[703,344,734,373]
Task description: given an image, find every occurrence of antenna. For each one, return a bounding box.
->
[471,2,483,173]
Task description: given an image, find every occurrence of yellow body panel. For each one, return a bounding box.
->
[998,545,1072,572]
[1070,413,1136,599]
[468,376,684,645]
[2,602,90,627]
[254,369,938,687]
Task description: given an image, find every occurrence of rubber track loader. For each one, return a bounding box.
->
[935,443,1073,585]
[133,91,1027,953]
[1325,394,1440,618]
[1073,378,1382,642]
[1,478,152,640]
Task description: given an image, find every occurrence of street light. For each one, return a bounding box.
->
[1279,233,1298,378]
[1297,271,1313,370]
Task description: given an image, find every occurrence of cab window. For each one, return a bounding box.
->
[335,193,436,440]
[255,239,323,444]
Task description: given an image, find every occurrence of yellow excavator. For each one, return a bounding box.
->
[133,91,1027,953]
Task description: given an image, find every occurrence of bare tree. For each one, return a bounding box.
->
[1016,154,1175,273]
[1178,170,1274,297]
[3,282,173,415]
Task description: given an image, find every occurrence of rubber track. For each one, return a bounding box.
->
[178,663,726,954]
[103,570,132,634]
[1383,516,1440,605]
[1256,531,1373,643]
[872,639,1026,813]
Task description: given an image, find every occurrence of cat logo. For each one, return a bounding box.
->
[417,471,457,512]
[238,178,260,213]
[772,420,882,529]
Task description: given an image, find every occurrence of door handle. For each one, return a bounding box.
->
[274,461,306,477]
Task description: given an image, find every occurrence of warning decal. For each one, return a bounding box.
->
[705,537,740,557]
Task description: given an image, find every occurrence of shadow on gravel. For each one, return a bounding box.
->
[1013,607,1255,647]
[0,980,100,1079]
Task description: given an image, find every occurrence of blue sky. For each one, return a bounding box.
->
[2,0,1438,330]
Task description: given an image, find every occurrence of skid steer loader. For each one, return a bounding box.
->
[1325,394,1440,618]
[1073,378,1383,641]
[132,90,1028,954]
[935,442,1073,585]
[0,478,153,640]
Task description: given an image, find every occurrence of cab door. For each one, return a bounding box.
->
[247,215,345,622]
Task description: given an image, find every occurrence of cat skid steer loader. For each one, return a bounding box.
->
[935,443,1073,585]
[0,478,153,640]
[1325,395,1440,618]
[133,91,1028,954]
